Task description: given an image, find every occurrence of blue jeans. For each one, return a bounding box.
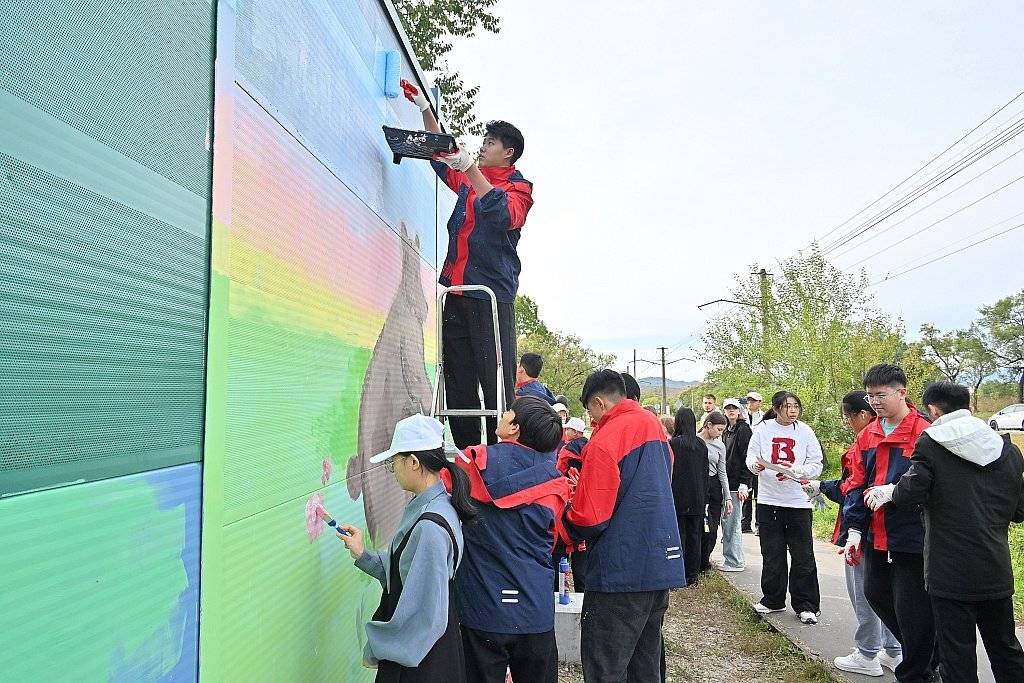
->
[845,558,901,658]
[720,492,745,568]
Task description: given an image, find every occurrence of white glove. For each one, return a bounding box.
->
[842,529,862,566]
[400,79,430,112]
[865,484,895,511]
[435,143,475,172]
[810,493,828,512]
[737,484,749,502]
[802,480,821,499]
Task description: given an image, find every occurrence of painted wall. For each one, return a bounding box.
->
[0,0,212,680]
[199,1,451,680]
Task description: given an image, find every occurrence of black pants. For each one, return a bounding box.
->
[700,489,724,574]
[931,595,1024,683]
[756,504,819,614]
[676,512,703,585]
[442,295,516,449]
[571,546,589,593]
[461,627,557,683]
[581,590,669,683]
[742,477,757,531]
[863,548,935,683]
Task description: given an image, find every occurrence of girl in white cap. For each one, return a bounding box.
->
[337,414,477,682]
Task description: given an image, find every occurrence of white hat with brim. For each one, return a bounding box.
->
[369,414,445,463]
[746,391,764,401]
[566,417,587,432]
[723,398,742,409]
[551,403,568,414]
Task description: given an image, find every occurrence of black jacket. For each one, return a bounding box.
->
[670,435,709,515]
[891,416,1024,601]
[723,420,753,491]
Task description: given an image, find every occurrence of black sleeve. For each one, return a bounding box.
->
[1009,442,1024,523]
[890,436,935,510]
[735,424,753,488]
[819,479,844,505]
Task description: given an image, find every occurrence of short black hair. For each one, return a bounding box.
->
[772,391,802,411]
[520,352,543,378]
[921,381,970,416]
[485,120,524,165]
[863,363,907,389]
[704,394,716,401]
[621,373,642,401]
[841,390,875,417]
[510,396,562,453]
[581,369,626,407]
[554,394,569,407]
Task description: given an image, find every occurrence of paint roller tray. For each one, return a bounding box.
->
[382,126,456,165]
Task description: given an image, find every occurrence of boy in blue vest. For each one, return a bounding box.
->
[451,396,569,683]
[401,80,534,449]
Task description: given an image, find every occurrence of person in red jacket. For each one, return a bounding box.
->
[842,364,935,683]
[400,80,533,450]
[563,370,684,681]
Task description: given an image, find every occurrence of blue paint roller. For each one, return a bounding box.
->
[319,507,351,536]
[383,50,400,98]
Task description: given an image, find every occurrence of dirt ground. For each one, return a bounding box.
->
[558,574,837,683]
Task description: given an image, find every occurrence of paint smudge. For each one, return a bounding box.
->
[305,494,324,543]
[321,458,332,486]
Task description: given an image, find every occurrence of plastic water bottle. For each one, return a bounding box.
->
[558,557,571,605]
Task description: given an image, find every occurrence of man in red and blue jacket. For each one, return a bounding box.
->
[401,80,534,449]
[842,364,935,683]
[515,353,557,405]
[563,370,684,682]
[450,396,569,683]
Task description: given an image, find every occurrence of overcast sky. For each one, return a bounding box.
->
[444,1,1024,380]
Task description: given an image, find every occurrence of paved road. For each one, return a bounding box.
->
[712,530,1024,682]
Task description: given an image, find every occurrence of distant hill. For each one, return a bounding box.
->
[638,377,699,392]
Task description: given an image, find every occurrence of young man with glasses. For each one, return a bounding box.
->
[401,79,534,449]
[841,364,936,683]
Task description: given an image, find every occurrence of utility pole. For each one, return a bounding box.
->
[658,346,668,415]
[633,349,637,379]
[754,268,772,374]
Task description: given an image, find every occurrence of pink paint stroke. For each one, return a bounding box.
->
[305,494,325,543]
[321,458,333,486]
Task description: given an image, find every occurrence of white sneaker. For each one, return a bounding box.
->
[877,650,903,672]
[715,562,745,572]
[753,602,785,614]
[798,610,819,625]
[834,649,883,676]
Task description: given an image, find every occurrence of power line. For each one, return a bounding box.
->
[876,209,1024,273]
[867,221,1024,287]
[831,143,1024,263]
[807,89,1024,250]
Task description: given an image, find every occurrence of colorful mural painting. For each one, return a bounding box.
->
[1,0,448,680]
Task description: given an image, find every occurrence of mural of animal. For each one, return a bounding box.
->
[346,224,433,545]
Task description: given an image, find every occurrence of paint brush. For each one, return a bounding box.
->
[319,507,350,536]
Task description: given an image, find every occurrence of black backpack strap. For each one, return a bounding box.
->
[418,511,460,571]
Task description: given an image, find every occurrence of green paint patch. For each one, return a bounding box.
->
[0,474,187,681]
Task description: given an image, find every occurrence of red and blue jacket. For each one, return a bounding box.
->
[431,162,534,304]
[562,400,684,592]
[451,441,569,634]
[556,436,589,475]
[843,408,930,553]
[515,378,556,405]
[820,442,859,546]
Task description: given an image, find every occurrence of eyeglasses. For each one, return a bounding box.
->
[385,457,400,473]
[866,392,896,403]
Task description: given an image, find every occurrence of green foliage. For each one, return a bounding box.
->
[701,246,941,447]
[514,296,614,416]
[918,323,998,410]
[979,289,1024,401]
[393,0,500,137]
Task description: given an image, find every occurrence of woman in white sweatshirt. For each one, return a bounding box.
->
[745,391,824,625]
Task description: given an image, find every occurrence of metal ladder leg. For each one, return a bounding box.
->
[430,285,508,446]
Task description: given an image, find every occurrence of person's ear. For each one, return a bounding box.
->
[406,454,421,472]
[508,421,521,439]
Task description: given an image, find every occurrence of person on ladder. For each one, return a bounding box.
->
[401,79,534,448]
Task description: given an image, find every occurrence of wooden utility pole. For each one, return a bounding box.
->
[658,346,668,414]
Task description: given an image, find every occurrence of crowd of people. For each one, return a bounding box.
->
[337,90,1024,683]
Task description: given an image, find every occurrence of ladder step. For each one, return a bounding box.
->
[435,409,500,418]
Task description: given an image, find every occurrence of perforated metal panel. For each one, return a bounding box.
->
[0,0,214,497]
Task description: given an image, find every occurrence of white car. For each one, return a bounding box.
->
[988,404,1024,431]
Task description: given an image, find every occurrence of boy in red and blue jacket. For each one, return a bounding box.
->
[563,370,683,681]
[842,364,935,683]
[401,80,533,449]
[451,396,568,683]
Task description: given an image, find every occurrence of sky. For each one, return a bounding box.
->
[443,1,1024,380]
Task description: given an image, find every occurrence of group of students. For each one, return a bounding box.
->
[339,367,683,683]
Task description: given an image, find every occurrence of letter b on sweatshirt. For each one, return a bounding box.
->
[770,437,796,465]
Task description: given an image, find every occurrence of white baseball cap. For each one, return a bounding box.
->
[565,417,587,432]
[723,398,742,409]
[370,414,445,463]
[551,403,568,414]
[746,391,763,401]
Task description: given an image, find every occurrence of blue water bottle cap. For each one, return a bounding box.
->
[559,557,570,572]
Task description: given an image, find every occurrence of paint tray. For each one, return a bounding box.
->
[382,126,456,165]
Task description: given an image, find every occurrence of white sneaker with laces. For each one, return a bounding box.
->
[877,650,903,672]
[833,649,883,676]
[715,562,745,572]
[753,602,785,614]
[798,610,819,625]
